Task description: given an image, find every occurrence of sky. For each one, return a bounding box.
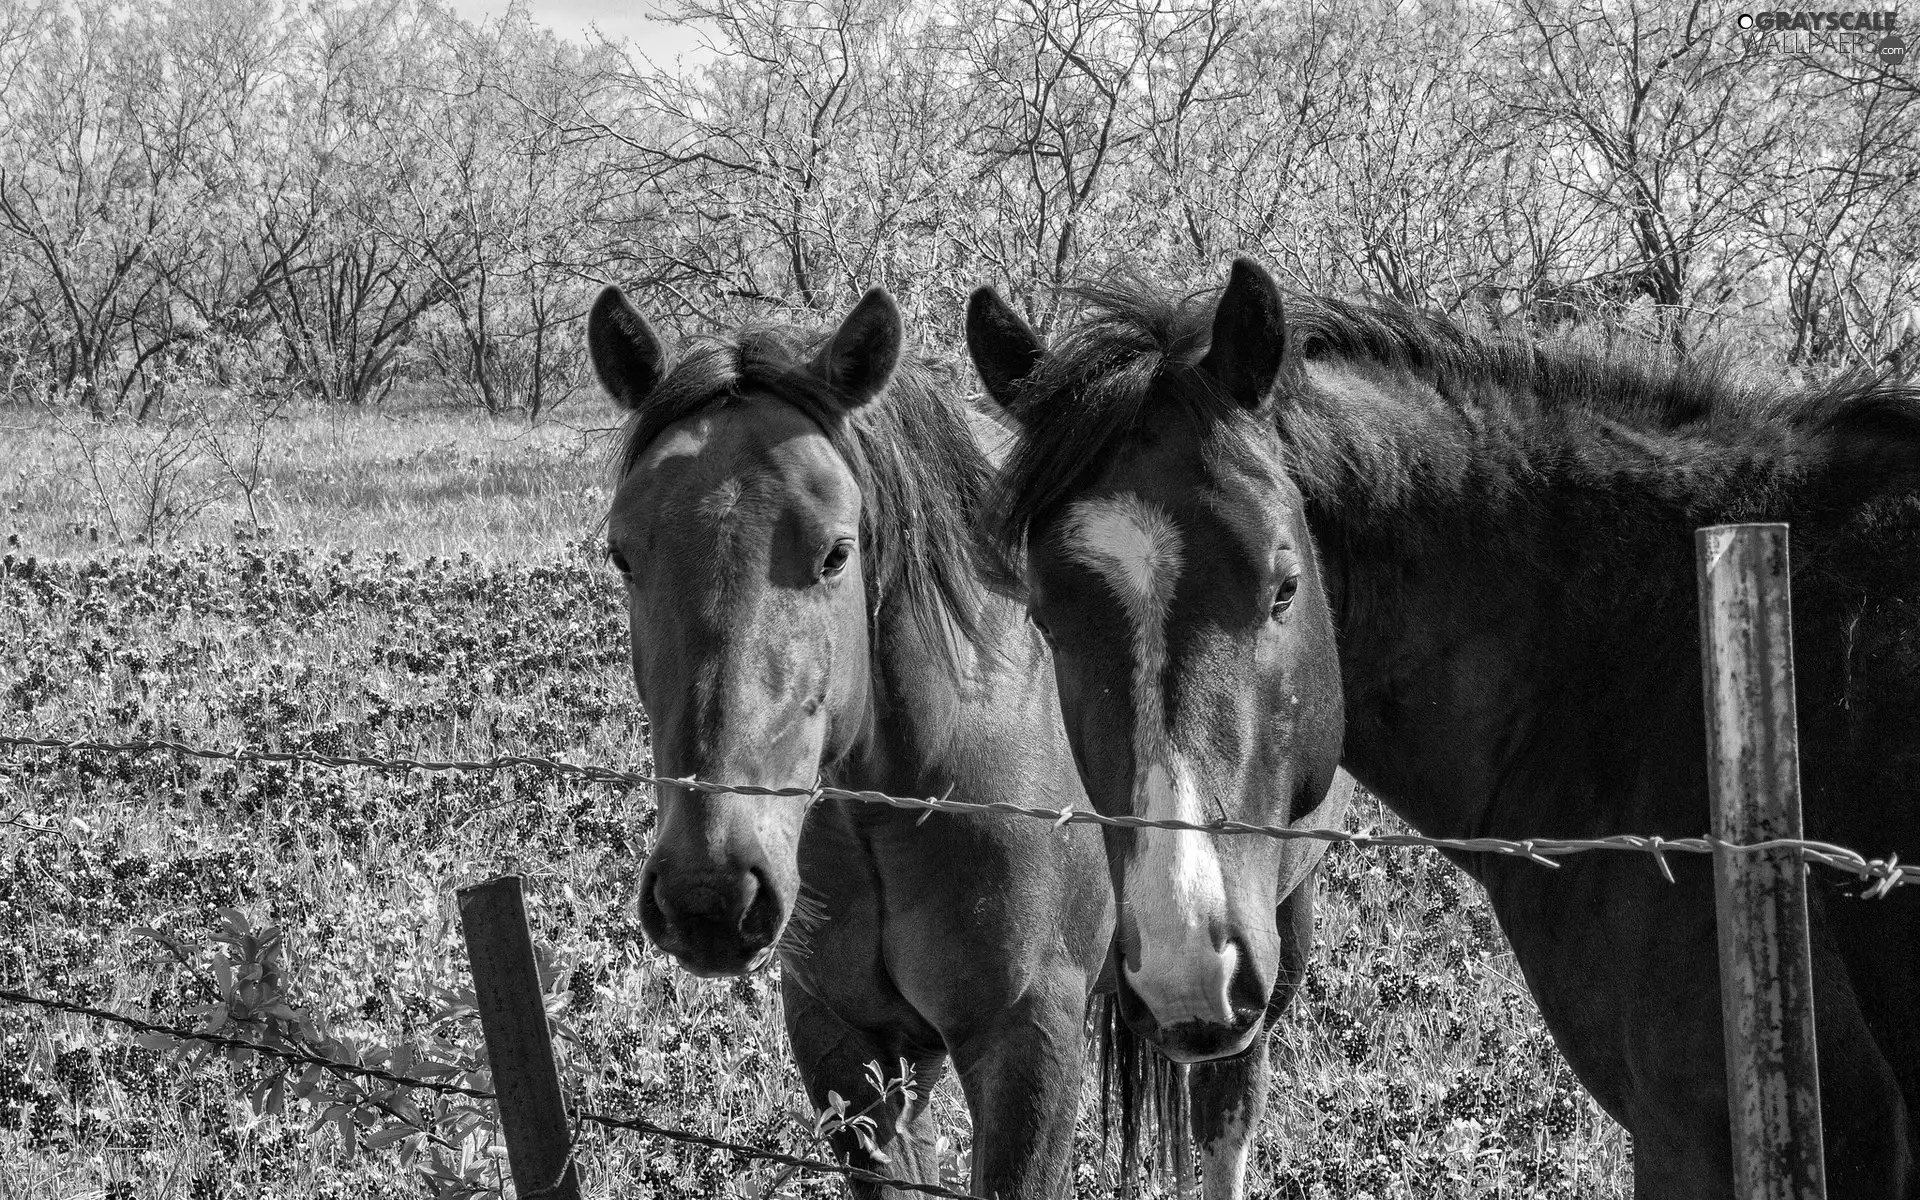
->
[444,0,714,64]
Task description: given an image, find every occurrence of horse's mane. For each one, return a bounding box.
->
[611,325,996,663]
[992,278,1920,559]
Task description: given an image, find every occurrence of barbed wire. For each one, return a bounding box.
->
[0,985,494,1099]
[0,984,986,1200]
[3,731,1909,1194]
[0,733,1911,896]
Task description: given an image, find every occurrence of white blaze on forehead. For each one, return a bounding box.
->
[1060,496,1235,1029]
[1067,499,1182,612]
[642,421,715,464]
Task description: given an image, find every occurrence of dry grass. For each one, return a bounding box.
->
[4,390,617,561]
[0,399,1628,1198]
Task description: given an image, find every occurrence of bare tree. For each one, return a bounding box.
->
[1495,0,1774,346]
[4,0,1914,416]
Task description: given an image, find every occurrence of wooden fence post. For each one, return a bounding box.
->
[458,874,583,1200]
[1695,523,1827,1200]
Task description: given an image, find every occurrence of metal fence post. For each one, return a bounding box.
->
[1695,522,1827,1200]
[458,874,583,1200]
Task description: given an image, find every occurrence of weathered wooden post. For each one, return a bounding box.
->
[1695,523,1827,1200]
[458,874,583,1200]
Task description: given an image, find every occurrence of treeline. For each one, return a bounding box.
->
[2,0,1917,418]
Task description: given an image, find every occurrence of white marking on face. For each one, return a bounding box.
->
[1199,1106,1255,1200]
[1060,496,1235,1028]
[645,423,713,463]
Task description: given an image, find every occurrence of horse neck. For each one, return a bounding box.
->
[829,588,1045,798]
[1304,422,1748,844]
[828,407,1064,796]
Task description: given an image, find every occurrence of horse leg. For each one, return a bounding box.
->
[1805,887,1915,1198]
[1187,877,1313,1200]
[1630,917,1910,1200]
[1186,1031,1267,1200]
[943,974,1088,1200]
[1826,870,1920,1189]
[780,971,947,1200]
[1503,854,1910,1200]
[1480,853,1729,1199]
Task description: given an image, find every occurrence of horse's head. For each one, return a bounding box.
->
[590,286,903,976]
[968,260,1344,1061]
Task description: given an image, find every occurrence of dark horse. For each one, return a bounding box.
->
[964,277,1352,1076]
[588,284,1327,1198]
[967,258,1920,1197]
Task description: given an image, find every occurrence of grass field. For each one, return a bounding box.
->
[0,398,1629,1198]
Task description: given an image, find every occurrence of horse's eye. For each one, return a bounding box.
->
[822,539,855,577]
[1271,574,1299,619]
[607,546,631,577]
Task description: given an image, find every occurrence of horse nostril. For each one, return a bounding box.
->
[735,868,762,926]
[739,867,785,945]
[643,870,677,926]
[636,867,672,949]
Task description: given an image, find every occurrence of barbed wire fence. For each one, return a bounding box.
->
[0,734,1000,1197]
[0,984,983,1200]
[1,734,1912,894]
[0,726,1911,1197]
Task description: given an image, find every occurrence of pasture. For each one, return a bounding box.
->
[0,398,1626,1198]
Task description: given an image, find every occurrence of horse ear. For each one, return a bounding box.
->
[814,287,902,408]
[587,286,665,412]
[966,286,1045,423]
[1201,258,1288,411]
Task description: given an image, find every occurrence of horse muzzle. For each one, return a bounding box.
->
[1113,937,1270,1063]
[639,861,786,977]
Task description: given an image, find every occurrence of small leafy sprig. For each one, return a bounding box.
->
[135,908,504,1199]
[809,1058,919,1162]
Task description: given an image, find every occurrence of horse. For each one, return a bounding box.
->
[965,257,1920,1198]
[587,283,1328,1199]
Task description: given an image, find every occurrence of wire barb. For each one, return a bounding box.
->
[1645,836,1677,885]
